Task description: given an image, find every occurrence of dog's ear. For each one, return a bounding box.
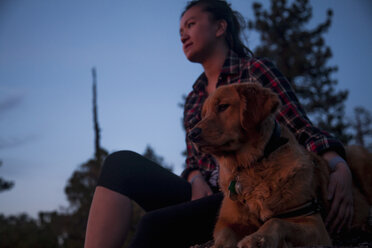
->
[236,83,281,130]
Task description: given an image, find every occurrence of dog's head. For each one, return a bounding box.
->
[188,83,281,156]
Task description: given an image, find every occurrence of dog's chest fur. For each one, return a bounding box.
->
[217,144,317,224]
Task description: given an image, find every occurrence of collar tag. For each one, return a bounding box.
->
[228,180,238,201]
[228,179,243,201]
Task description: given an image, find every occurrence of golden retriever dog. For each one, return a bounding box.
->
[188,83,372,248]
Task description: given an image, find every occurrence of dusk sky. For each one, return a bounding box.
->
[0,0,371,217]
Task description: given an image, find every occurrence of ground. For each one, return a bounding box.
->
[191,231,372,248]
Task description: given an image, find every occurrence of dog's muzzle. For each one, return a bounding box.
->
[188,127,202,142]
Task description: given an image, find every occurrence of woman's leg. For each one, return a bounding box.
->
[129,192,223,248]
[85,150,192,248]
[85,186,132,248]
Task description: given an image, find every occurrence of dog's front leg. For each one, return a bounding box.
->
[237,215,331,248]
[213,196,248,248]
[213,218,239,248]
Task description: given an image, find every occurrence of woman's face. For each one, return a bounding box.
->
[180,5,219,63]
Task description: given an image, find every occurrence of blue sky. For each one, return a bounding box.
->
[0,0,371,217]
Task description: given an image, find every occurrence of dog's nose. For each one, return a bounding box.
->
[188,128,202,142]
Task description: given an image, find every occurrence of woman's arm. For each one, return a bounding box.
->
[248,57,346,157]
[322,151,353,233]
[182,91,214,200]
[248,57,352,232]
[187,170,213,201]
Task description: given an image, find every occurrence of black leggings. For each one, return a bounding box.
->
[97,150,223,248]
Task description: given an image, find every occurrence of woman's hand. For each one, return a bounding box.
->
[188,170,213,201]
[323,152,354,233]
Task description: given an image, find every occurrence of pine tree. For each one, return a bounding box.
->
[0,213,58,247]
[143,145,173,172]
[350,106,372,149]
[0,160,14,192]
[248,0,350,143]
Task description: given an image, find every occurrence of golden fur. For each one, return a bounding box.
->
[190,83,372,248]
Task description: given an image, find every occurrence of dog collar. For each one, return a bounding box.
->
[257,121,289,163]
[228,121,288,201]
[272,198,321,219]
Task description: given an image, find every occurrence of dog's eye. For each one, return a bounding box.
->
[218,104,230,112]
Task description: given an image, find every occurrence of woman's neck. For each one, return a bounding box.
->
[202,45,229,92]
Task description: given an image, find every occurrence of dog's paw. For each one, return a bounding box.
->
[212,243,236,248]
[237,233,277,248]
[213,227,239,248]
[213,237,238,248]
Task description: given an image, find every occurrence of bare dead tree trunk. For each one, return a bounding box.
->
[92,67,101,163]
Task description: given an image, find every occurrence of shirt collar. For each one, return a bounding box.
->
[220,50,241,75]
[192,50,243,92]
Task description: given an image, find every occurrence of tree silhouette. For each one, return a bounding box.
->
[122,145,173,248]
[0,160,14,193]
[0,213,58,248]
[92,68,103,163]
[48,69,173,248]
[54,68,109,247]
[248,0,350,143]
[34,68,108,247]
[143,145,173,172]
[350,106,372,149]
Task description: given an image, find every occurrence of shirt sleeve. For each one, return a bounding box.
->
[248,57,346,158]
[181,131,203,180]
[181,91,204,180]
[180,90,217,181]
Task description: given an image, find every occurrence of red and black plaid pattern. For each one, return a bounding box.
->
[181,50,345,186]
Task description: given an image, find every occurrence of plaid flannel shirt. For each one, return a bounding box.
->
[182,50,345,188]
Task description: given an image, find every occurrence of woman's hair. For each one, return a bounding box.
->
[181,0,253,57]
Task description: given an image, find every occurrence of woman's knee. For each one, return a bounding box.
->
[101,150,140,172]
[98,150,144,188]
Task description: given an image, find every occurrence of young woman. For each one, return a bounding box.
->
[85,1,353,247]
